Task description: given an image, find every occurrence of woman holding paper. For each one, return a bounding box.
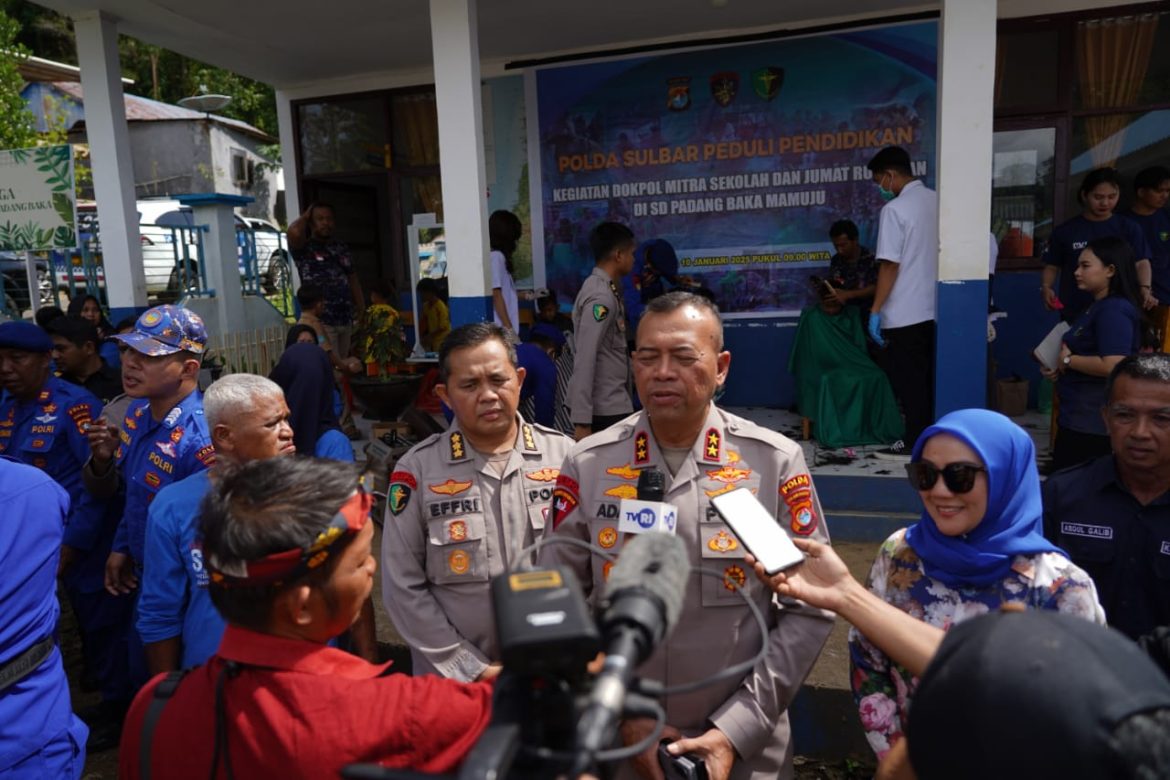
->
[1041,235,1144,470]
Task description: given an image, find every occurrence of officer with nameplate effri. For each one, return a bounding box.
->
[542,292,833,780]
[569,221,637,441]
[380,323,572,682]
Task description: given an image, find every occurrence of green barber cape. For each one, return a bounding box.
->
[788,305,903,449]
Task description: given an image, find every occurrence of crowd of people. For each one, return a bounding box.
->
[1,152,1169,780]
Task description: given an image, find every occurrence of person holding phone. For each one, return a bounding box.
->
[849,408,1105,774]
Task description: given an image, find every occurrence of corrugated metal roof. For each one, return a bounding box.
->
[50,82,272,141]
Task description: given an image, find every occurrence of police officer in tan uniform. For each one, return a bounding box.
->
[542,292,833,780]
[381,322,572,682]
[570,221,636,441]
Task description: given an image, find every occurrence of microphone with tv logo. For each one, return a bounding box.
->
[618,467,678,535]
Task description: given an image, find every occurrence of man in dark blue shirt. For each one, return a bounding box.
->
[1043,354,1170,640]
[1124,166,1170,306]
[517,331,562,428]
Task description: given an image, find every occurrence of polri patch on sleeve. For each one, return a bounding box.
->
[592,304,609,322]
[551,473,581,529]
[780,473,817,535]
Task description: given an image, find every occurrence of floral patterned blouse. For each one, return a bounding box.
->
[848,528,1106,759]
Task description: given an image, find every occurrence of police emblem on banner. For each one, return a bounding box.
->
[666,77,692,111]
[751,67,784,101]
[709,72,739,107]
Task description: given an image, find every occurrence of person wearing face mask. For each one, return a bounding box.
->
[848,408,1104,777]
[1041,167,1153,322]
[865,146,939,460]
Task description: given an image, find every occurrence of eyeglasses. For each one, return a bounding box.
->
[905,461,985,494]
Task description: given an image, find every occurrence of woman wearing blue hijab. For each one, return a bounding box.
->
[848,409,1104,767]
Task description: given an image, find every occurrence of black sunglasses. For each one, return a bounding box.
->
[905,461,986,494]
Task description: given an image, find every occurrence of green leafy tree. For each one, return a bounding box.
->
[0,9,37,150]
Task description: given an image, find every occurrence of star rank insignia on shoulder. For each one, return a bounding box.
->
[449,431,466,460]
[704,428,721,462]
[634,431,650,465]
[522,424,537,452]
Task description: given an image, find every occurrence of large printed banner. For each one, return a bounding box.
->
[535,21,937,316]
[0,145,76,251]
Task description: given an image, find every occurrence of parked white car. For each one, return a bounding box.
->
[137,200,289,299]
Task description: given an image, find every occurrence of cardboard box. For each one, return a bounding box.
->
[996,378,1028,417]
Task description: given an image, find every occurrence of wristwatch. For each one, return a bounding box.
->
[1063,354,1072,367]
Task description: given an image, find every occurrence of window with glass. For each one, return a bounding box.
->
[995,5,1169,267]
[297,97,390,176]
[992,127,1057,260]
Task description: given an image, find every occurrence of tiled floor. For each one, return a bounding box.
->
[350,407,1053,476]
[728,407,1053,478]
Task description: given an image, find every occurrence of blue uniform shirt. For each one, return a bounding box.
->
[137,470,225,668]
[517,342,558,428]
[1043,454,1170,640]
[314,428,355,461]
[113,389,213,564]
[1042,214,1151,321]
[0,376,109,558]
[1124,208,1170,303]
[0,457,88,772]
[1057,296,1141,435]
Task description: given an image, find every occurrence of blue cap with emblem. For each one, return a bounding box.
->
[0,321,53,352]
[113,305,207,356]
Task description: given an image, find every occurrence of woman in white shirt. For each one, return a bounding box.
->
[489,210,521,335]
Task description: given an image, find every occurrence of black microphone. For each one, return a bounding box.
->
[570,532,690,773]
[637,467,666,501]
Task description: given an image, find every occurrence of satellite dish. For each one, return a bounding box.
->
[178,94,232,113]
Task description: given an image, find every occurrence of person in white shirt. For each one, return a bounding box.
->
[489,210,522,336]
[866,146,939,459]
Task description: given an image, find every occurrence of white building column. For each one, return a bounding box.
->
[934,0,997,414]
[275,89,301,223]
[73,10,148,317]
[429,0,492,326]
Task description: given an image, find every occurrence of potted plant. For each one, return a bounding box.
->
[358,304,409,377]
[351,303,421,419]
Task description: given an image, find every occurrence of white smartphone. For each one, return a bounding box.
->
[710,488,805,575]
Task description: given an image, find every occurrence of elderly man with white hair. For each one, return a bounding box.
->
[136,374,296,676]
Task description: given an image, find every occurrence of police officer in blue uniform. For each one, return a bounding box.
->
[82,305,213,687]
[0,456,88,778]
[0,321,132,750]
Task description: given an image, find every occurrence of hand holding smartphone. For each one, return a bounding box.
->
[710,488,805,574]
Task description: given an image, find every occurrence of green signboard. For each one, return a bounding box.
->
[0,144,76,250]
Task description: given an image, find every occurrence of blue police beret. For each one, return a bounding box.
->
[0,321,53,352]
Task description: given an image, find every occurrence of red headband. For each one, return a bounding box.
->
[209,489,372,589]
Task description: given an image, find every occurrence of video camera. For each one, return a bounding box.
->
[344,469,770,780]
